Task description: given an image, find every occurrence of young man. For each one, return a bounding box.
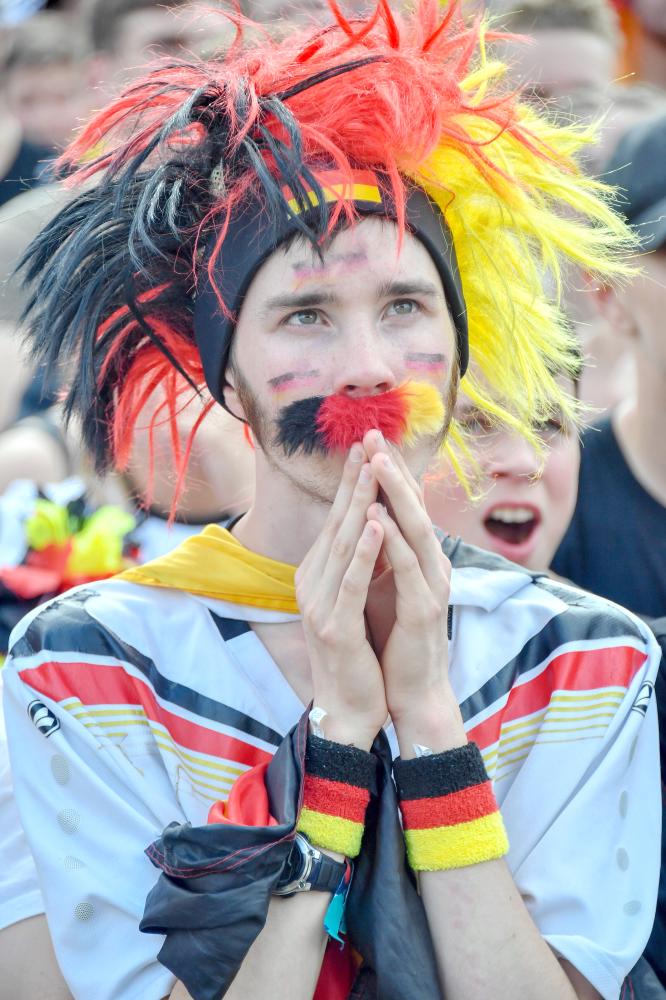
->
[2,4,661,999]
[0,11,87,207]
[552,112,666,619]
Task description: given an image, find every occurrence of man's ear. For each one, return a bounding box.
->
[588,282,637,342]
[221,370,247,423]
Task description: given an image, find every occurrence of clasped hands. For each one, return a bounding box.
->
[295,431,466,757]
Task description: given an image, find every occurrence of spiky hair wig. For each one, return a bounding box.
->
[20,0,636,509]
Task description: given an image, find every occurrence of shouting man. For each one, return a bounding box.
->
[2,3,661,999]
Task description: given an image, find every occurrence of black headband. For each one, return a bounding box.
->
[193,171,468,405]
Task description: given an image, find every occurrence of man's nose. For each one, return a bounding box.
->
[483,431,541,480]
[333,333,397,398]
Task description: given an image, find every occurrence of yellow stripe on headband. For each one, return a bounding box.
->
[286,182,382,216]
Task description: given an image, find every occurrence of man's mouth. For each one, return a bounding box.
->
[483,505,541,546]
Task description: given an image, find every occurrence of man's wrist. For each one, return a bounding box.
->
[392,692,467,760]
[310,706,380,751]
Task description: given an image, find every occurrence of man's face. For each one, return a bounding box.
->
[635,0,666,38]
[242,0,372,24]
[620,246,666,374]
[501,29,616,106]
[424,384,581,571]
[6,62,84,148]
[226,217,457,503]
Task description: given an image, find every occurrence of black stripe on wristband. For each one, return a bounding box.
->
[393,742,488,800]
[305,735,378,791]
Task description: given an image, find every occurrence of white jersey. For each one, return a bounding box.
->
[2,540,661,1000]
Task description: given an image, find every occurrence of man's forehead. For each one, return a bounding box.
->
[278,218,429,276]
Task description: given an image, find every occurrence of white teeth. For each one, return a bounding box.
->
[488,507,535,524]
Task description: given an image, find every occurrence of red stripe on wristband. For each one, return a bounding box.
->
[400,780,498,830]
[302,774,371,824]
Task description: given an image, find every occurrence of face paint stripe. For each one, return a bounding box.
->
[404,352,447,375]
[268,370,320,392]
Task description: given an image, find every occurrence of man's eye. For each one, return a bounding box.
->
[458,412,495,434]
[387,299,418,316]
[537,417,568,439]
[287,310,319,326]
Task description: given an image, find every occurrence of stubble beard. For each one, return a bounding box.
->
[231,368,343,506]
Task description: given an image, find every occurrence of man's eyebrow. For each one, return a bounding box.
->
[376,279,442,300]
[261,288,340,313]
[261,278,442,315]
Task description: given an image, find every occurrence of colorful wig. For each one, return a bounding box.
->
[19,0,636,508]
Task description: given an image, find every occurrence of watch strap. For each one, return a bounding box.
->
[310,846,347,893]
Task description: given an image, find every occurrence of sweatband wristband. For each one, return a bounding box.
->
[394,742,509,871]
[296,735,376,858]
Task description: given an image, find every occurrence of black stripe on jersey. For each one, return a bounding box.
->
[209,613,251,642]
[12,589,283,748]
[446,534,539,579]
[458,583,648,725]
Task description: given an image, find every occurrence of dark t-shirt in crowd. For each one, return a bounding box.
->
[552,417,666,619]
[0,140,53,207]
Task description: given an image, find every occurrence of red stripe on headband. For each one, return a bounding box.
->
[281,168,382,203]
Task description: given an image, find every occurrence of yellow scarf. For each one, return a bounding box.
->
[119,524,299,613]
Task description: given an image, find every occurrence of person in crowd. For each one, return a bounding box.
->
[489,0,666,156]
[552,112,666,619]
[239,0,372,25]
[486,0,666,413]
[0,12,88,206]
[85,0,234,88]
[1,4,661,999]
[489,0,620,110]
[425,375,581,574]
[0,0,236,429]
[632,0,666,89]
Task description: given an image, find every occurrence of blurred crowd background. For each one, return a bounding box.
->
[0,0,662,618]
[0,0,664,991]
[0,2,663,606]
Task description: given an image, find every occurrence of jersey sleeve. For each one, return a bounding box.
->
[498,598,662,1000]
[2,592,179,1000]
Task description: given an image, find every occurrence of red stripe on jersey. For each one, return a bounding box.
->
[19,660,272,769]
[400,781,497,830]
[467,644,647,752]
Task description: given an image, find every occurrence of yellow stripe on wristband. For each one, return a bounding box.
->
[404,810,509,871]
[297,806,365,858]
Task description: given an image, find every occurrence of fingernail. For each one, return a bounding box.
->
[376,430,386,446]
[360,464,372,483]
[349,444,364,463]
[381,454,391,469]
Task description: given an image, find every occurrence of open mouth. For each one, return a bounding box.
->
[483,506,540,547]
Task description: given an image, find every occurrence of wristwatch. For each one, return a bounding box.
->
[274,833,348,896]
